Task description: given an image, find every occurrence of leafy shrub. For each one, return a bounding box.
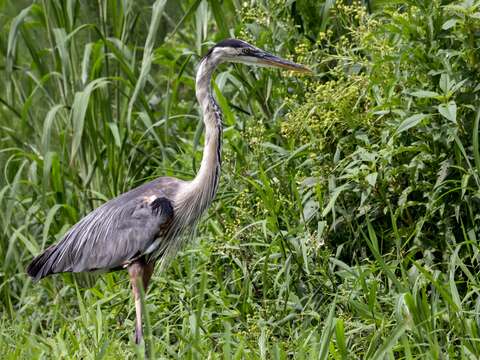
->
[283,0,480,260]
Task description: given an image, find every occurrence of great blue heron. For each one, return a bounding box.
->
[27,39,310,344]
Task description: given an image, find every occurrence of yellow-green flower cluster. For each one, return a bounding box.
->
[244,120,266,152]
[333,0,367,17]
[223,187,260,239]
[282,73,371,152]
[240,2,269,28]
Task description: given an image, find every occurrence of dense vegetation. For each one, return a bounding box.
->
[1,0,479,358]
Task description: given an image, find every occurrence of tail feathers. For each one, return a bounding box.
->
[27,245,63,281]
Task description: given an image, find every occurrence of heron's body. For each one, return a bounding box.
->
[27,38,310,344]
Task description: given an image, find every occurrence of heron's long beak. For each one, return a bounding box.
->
[257,52,312,73]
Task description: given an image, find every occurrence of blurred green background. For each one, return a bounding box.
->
[1,0,480,358]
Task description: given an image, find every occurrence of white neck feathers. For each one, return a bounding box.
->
[174,54,223,225]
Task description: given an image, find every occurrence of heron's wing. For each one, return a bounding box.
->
[27,193,174,279]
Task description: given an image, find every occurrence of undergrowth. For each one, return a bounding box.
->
[1,0,479,358]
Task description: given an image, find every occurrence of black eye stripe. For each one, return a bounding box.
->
[203,39,257,59]
[216,39,248,49]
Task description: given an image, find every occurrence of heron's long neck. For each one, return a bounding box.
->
[186,56,223,212]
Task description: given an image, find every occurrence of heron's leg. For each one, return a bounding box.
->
[128,260,155,345]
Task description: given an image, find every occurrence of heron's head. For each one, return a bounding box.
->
[206,39,311,73]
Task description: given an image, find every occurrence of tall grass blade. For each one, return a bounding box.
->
[370,321,408,360]
[126,0,167,130]
[317,299,336,360]
[473,105,480,176]
[70,78,109,163]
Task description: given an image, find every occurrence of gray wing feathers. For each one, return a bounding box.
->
[27,194,174,280]
[64,197,173,271]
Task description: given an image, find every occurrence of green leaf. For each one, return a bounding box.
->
[6,5,32,76]
[410,90,440,98]
[322,184,349,217]
[107,122,121,148]
[42,104,66,154]
[335,318,348,360]
[81,42,93,85]
[397,114,427,133]
[438,101,457,123]
[472,106,480,175]
[127,0,167,129]
[210,0,230,38]
[318,299,337,360]
[442,19,457,30]
[370,321,408,360]
[320,0,336,32]
[439,73,451,94]
[213,82,234,126]
[42,204,65,249]
[167,0,203,43]
[70,78,109,163]
[366,172,378,187]
[53,28,70,87]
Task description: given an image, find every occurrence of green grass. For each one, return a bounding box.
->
[1,0,480,358]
